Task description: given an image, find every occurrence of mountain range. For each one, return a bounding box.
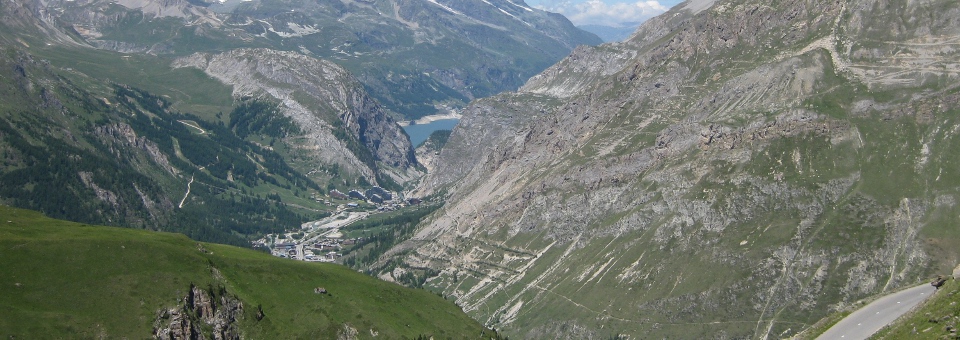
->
[578,23,641,43]
[41,0,601,118]
[378,0,960,338]
[3,0,960,338]
[0,0,597,242]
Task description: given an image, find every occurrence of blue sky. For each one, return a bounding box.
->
[525,0,685,27]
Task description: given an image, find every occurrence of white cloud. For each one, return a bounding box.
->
[535,0,669,27]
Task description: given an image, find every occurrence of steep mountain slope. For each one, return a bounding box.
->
[0,0,428,241]
[3,0,420,183]
[172,48,418,184]
[0,47,323,244]
[32,0,601,118]
[384,0,960,338]
[0,205,497,339]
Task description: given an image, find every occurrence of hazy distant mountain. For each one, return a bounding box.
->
[578,23,640,42]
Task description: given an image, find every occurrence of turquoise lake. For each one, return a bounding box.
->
[402,119,459,147]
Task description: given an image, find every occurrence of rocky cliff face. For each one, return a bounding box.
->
[153,284,244,340]
[389,0,960,338]
[173,48,418,184]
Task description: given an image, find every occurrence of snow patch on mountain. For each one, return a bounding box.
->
[276,22,321,38]
[254,20,320,38]
[481,0,531,26]
[426,0,463,16]
[505,0,533,12]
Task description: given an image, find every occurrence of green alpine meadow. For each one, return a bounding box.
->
[0,205,497,338]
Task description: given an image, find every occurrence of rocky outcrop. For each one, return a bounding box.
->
[153,284,244,340]
[390,0,960,338]
[95,123,178,176]
[173,48,419,184]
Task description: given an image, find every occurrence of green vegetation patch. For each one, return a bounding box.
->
[341,204,443,269]
[0,206,496,339]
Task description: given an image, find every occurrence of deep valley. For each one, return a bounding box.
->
[2,0,960,339]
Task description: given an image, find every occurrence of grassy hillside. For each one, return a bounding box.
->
[0,205,497,339]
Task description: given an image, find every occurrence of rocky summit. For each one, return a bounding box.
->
[382,0,960,338]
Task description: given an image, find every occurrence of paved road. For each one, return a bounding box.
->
[817,283,936,340]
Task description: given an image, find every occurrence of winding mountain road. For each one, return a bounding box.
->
[816,283,936,340]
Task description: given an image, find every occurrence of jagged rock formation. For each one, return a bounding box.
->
[153,284,244,340]
[173,48,418,184]
[386,0,960,338]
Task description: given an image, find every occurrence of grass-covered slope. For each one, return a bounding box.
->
[0,205,496,339]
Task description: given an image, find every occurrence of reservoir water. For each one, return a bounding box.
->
[402,119,459,147]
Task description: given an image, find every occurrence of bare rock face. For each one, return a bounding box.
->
[153,284,244,340]
[173,48,419,184]
[153,308,202,340]
[95,123,179,177]
[389,0,960,338]
[336,324,358,340]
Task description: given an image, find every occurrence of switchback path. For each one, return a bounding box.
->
[816,283,936,340]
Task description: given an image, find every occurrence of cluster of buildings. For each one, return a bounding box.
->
[266,237,363,262]
[303,238,361,262]
[323,186,426,212]
[271,242,297,258]
[251,185,430,263]
[329,186,394,204]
